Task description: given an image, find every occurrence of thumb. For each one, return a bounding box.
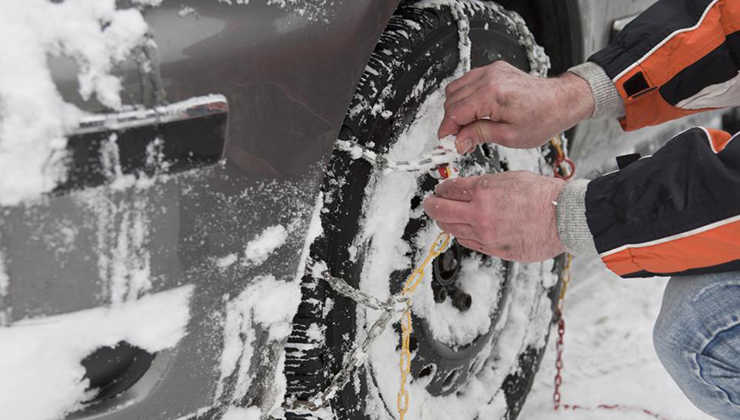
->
[455,120,515,153]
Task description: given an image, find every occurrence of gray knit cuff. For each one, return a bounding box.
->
[556,179,598,256]
[568,62,626,120]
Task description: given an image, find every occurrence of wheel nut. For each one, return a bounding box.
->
[451,289,472,312]
[432,281,448,303]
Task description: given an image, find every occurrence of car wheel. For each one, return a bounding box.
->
[285,3,564,419]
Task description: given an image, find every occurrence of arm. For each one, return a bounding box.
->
[589,0,740,131]
[558,127,740,278]
[438,0,740,150]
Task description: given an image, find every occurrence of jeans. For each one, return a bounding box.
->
[654,271,740,420]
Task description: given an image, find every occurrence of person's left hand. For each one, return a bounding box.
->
[423,171,567,262]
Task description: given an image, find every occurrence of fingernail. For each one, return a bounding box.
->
[459,138,472,153]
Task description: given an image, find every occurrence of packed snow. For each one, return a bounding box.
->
[0,285,194,420]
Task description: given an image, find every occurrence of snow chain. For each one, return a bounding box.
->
[286,136,572,416]
[552,255,677,420]
[552,253,572,410]
[550,134,575,180]
[397,232,451,420]
[285,234,451,415]
[284,263,412,412]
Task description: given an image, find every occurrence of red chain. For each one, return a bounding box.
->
[548,141,674,419]
[553,285,676,420]
[553,315,566,409]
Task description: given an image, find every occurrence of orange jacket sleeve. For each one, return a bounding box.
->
[590,0,740,131]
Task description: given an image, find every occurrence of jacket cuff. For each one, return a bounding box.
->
[567,62,626,120]
[556,179,598,256]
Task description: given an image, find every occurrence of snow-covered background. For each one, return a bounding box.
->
[0,0,724,419]
[520,256,714,420]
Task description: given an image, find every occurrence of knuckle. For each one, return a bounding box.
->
[490,60,504,69]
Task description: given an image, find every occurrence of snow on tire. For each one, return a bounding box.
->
[285,3,564,419]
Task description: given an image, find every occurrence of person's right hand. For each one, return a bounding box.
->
[438,61,595,153]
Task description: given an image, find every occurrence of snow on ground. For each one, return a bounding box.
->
[520,256,715,420]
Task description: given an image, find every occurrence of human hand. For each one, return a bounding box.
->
[423,171,567,262]
[438,61,594,153]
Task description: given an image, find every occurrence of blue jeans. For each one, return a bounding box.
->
[654,271,740,420]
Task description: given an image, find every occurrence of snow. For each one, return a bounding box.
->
[519,256,715,420]
[218,276,301,403]
[244,225,289,267]
[0,0,158,206]
[217,253,239,270]
[222,406,261,420]
[216,0,333,22]
[0,252,7,298]
[79,174,154,305]
[178,6,198,18]
[352,8,559,416]
[0,285,194,420]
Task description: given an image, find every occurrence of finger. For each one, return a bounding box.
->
[437,222,479,241]
[457,238,485,252]
[438,112,463,140]
[444,84,479,112]
[438,100,491,141]
[423,196,473,224]
[445,93,503,129]
[434,177,478,202]
[456,119,515,150]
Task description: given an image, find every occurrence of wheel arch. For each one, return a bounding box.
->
[490,0,582,75]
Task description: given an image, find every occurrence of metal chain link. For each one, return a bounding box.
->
[397,232,451,419]
[335,139,461,174]
[552,255,677,420]
[550,134,576,180]
[285,235,450,414]
[553,253,572,410]
[284,261,407,412]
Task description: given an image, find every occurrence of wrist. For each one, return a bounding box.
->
[557,71,595,123]
[567,62,625,119]
[555,179,598,256]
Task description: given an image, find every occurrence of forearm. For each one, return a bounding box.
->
[587,0,740,131]
[557,126,740,278]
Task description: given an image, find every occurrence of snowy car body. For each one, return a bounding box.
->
[0,1,715,419]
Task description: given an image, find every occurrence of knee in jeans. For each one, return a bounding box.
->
[654,275,740,403]
[697,324,740,404]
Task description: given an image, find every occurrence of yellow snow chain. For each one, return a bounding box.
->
[397,232,451,420]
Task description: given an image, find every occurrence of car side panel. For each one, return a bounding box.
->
[1,1,399,419]
[150,0,400,178]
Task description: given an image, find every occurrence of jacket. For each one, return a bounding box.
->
[559,0,740,278]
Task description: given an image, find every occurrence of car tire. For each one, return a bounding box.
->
[285,3,564,420]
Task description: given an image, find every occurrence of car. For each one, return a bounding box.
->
[0,1,727,420]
